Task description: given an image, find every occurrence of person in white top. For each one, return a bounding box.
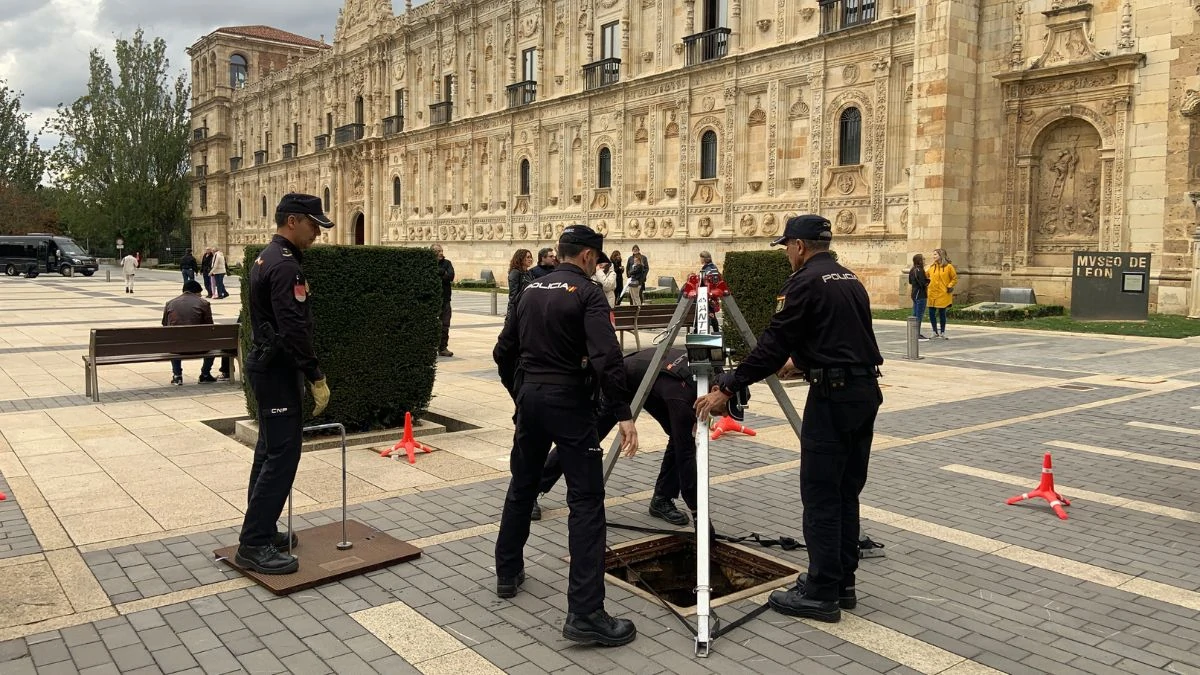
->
[120,253,139,293]
[211,247,229,299]
[592,261,617,307]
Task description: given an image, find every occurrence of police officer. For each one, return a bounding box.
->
[535,348,748,526]
[493,224,640,647]
[695,214,883,623]
[236,193,333,575]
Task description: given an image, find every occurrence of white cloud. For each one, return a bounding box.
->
[0,0,343,150]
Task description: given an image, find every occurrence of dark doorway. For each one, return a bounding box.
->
[354,213,365,245]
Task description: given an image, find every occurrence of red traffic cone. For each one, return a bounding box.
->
[710,415,757,440]
[0,492,6,501]
[380,412,433,464]
[1006,452,1070,520]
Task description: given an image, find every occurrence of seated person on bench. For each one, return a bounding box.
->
[163,280,230,385]
[532,347,747,525]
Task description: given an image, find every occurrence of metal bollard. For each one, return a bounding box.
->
[905,316,922,360]
[490,288,498,316]
[105,269,111,282]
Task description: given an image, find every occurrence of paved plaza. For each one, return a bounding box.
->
[2,267,1200,674]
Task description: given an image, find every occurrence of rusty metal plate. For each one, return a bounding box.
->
[214,520,421,596]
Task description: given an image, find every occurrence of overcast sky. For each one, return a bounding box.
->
[0,0,343,149]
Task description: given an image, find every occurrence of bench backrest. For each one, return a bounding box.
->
[611,303,696,330]
[90,324,240,358]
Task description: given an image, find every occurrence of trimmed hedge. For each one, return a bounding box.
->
[721,250,795,358]
[947,304,1065,321]
[241,244,442,431]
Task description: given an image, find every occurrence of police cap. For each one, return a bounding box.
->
[559,224,611,264]
[276,193,335,228]
[770,214,832,246]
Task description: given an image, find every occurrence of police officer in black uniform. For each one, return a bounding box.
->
[695,214,883,623]
[493,224,640,647]
[236,193,334,575]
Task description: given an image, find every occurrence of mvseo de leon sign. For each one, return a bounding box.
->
[1071,251,1150,321]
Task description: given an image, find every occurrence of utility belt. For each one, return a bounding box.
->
[523,373,588,386]
[803,366,881,391]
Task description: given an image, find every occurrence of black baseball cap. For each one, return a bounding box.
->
[770,214,833,246]
[559,225,610,264]
[276,193,334,228]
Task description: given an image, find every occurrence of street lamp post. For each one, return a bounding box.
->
[1188,192,1200,319]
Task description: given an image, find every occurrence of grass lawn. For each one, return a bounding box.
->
[872,308,1200,339]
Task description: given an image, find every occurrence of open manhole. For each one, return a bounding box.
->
[603,535,799,615]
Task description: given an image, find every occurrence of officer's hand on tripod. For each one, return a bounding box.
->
[694,387,731,422]
[310,378,330,416]
[618,420,639,457]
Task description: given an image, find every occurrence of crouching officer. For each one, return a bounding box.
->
[695,214,883,623]
[494,224,640,647]
[236,193,334,575]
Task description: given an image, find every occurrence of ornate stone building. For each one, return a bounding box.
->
[188,0,1200,312]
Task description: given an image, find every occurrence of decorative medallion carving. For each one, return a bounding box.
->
[519,15,540,38]
[702,96,716,112]
[626,219,640,237]
[644,218,657,237]
[518,224,527,238]
[662,218,675,237]
[739,214,757,236]
[899,208,909,233]
[761,214,778,236]
[834,209,856,234]
[595,220,609,236]
[698,217,714,237]
[843,64,859,85]
[799,7,815,21]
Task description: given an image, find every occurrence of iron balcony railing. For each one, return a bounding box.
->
[583,58,621,91]
[683,27,732,66]
[193,127,208,141]
[334,123,365,144]
[282,143,297,160]
[507,81,538,108]
[229,156,242,172]
[820,0,877,33]
[253,150,267,166]
[194,164,207,178]
[383,115,404,136]
[430,101,453,125]
[314,134,330,151]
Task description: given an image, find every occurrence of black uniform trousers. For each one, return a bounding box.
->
[540,377,698,512]
[799,376,881,601]
[239,361,305,547]
[496,383,606,615]
[439,297,452,350]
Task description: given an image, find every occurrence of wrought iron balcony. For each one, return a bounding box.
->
[194,164,207,178]
[430,101,452,125]
[192,127,208,141]
[820,0,877,33]
[253,150,267,166]
[507,80,538,108]
[282,143,297,160]
[583,58,621,91]
[383,115,404,136]
[334,123,365,144]
[314,134,330,151]
[229,156,242,172]
[683,27,731,66]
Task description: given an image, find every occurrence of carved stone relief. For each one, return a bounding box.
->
[834,209,856,234]
[1031,119,1102,251]
[697,217,714,237]
[661,218,675,237]
[644,218,657,237]
[739,214,757,236]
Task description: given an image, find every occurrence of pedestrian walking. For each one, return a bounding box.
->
[626,245,648,306]
[927,248,957,339]
[237,193,334,575]
[180,249,198,284]
[201,248,214,297]
[507,248,534,319]
[211,247,229,299]
[610,251,624,307]
[433,244,455,357]
[120,251,138,293]
[695,214,883,624]
[530,247,558,279]
[493,224,640,647]
[908,254,930,341]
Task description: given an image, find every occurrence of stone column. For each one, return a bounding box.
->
[1189,192,1200,318]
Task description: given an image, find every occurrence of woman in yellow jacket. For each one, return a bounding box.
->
[926,248,958,339]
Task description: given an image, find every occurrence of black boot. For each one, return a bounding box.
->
[768,585,840,622]
[271,530,299,550]
[531,499,542,521]
[562,608,637,646]
[496,571,525,599]
[648,496,689,526]
[234,544,298,575]
[795,573,856,609]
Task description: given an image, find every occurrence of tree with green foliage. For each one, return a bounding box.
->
[0,79,56,235]
[48,29,190,256]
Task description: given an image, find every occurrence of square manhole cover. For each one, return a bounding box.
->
[604,535,798,616]
[1056,383,1097,391]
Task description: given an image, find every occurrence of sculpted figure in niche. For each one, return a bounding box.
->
[1032,119,1102,245]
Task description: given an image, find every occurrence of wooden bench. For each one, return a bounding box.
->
[83,324,241,401]
[613,303,696,350]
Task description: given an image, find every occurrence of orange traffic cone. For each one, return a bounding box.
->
[710,415,757,440]
[0,492,6,501]
[1006,452,1070,520]
[380,412,433,464]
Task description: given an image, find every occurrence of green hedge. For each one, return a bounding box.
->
[454,278,497,288]
[721,250,795,358]
[241,244,442,431]
[948,304,1065,321]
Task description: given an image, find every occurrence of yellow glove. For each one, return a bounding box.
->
[310,378,330,416]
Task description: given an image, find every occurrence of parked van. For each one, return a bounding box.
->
[0,234,99,277]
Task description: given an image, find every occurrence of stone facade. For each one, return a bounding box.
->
[188,0,1200,312]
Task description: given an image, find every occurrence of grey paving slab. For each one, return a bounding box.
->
[0,467,42,560]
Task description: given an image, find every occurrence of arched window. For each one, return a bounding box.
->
[229,54,248,88]
[237,199,242,219]
[323,187,331,211]
[261,195,267,218]
[700,130,718,179]
[838,107,862,165]
[598,147,612,188]
[519,159,531,196]
[392,177,402,205]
